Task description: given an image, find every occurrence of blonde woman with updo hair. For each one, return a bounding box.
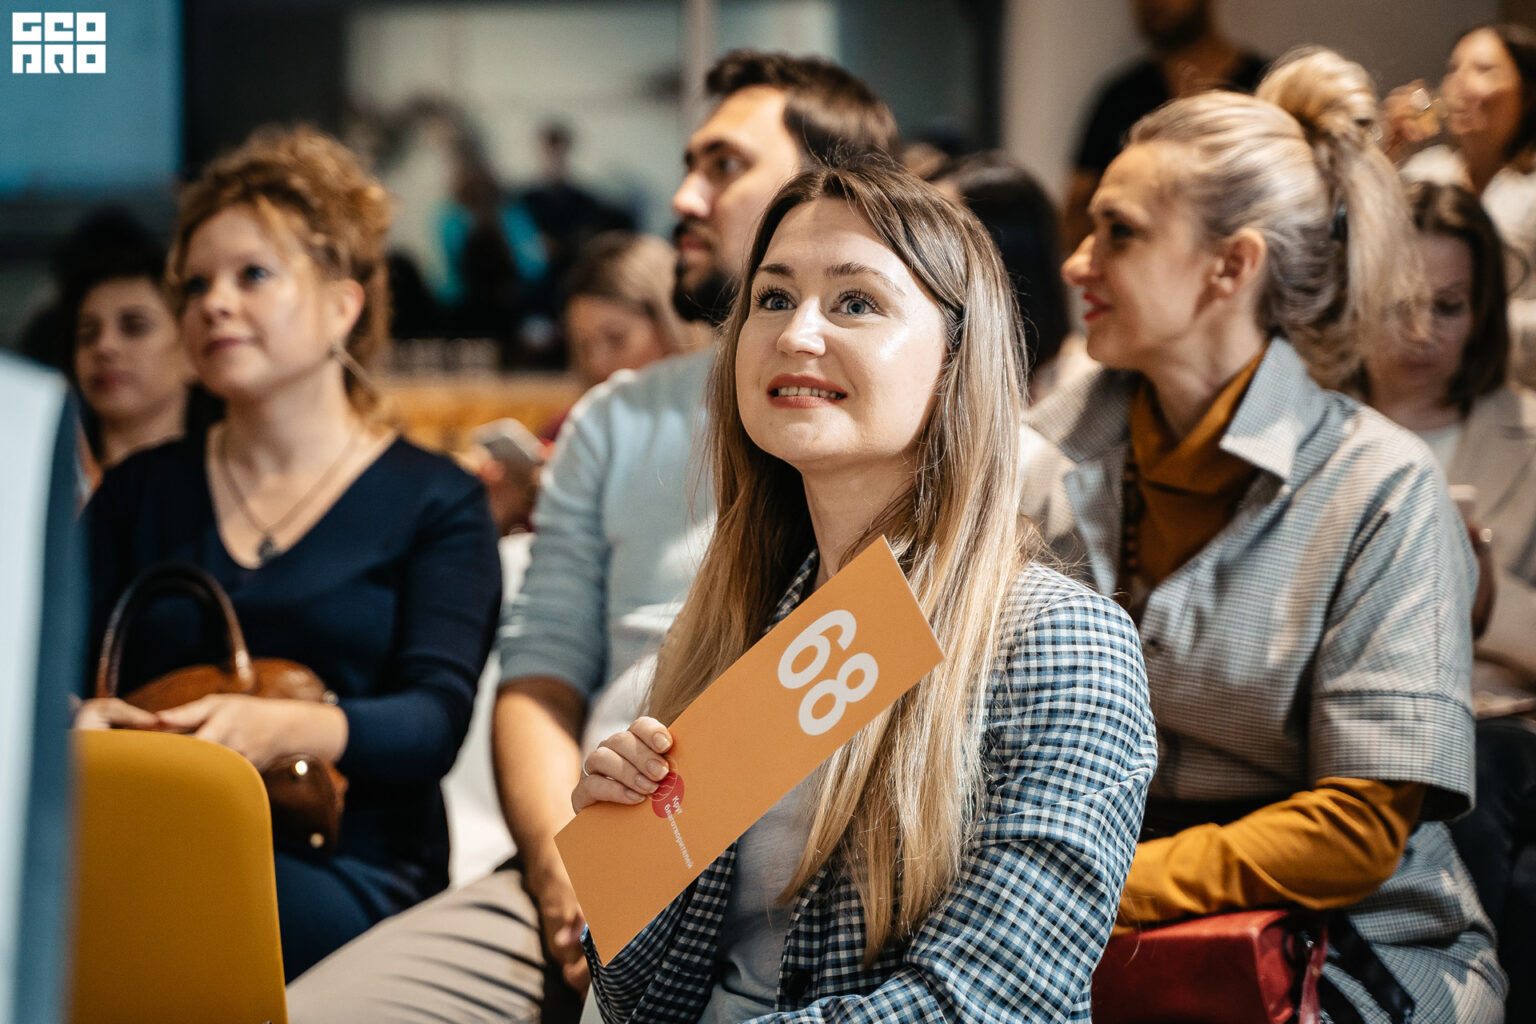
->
[572,161,1156,1021]
[76,126,502,979]
[1025,47,1507,1018]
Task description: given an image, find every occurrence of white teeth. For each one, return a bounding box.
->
[774,386,843,399]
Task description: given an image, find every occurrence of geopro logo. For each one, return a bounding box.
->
[12,12,105,74]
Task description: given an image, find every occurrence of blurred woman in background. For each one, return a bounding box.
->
[1363,180,1536,1019]
[537,230,707,444]
[475,231,705,533]
[1364,180,1536,704]
[563,231,706,392]
[1392,23,1536,387]
[64,238,221,487]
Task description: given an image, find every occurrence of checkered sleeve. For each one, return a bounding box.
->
[1309,457,1477,820]
[584,555,822,1022]
[757,569,1157,1023]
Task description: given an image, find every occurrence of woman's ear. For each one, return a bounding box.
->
[326,278,367,342]
[1209,228,1267,299]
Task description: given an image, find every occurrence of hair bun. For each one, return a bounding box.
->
[1129,44,1424,389]
[1256,46,1379,150]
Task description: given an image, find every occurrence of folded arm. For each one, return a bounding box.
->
[1117,777,1425,930]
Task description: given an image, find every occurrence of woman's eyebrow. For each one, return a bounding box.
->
[756,262,794,279]
[1090,197,1152,229]
[826,261,906,297]
[1088,198,1119,220]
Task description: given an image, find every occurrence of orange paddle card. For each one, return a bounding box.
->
[555,538,943,962]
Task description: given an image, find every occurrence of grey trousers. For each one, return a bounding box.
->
[286,866,555,1024]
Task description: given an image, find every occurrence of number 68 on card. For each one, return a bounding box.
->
[555,539,943,962]
[778,610,879,736]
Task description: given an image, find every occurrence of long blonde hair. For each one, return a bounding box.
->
[1131,46,1424,386]
[648,161,1038,960]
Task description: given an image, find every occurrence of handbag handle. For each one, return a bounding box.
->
[94,562,258,699]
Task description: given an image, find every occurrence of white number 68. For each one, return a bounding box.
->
[777,610,880,736]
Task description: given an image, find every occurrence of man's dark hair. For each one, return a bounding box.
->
[705,50,901,165]
[671,51,900,325]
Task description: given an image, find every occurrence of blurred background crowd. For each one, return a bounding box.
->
[1,0,1520,368]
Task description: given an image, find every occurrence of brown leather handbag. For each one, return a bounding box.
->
[94,562,348,854]
[1092,910,1327,1024]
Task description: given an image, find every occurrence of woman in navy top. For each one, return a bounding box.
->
[76,126,501,979]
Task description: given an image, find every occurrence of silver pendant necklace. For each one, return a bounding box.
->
[219,424,365,566]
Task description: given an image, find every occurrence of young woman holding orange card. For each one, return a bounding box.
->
[570,160,1157,1022]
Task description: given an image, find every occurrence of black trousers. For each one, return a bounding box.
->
[1448,716,1536,1022]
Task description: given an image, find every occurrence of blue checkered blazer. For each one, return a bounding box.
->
[584,559,1156,1022]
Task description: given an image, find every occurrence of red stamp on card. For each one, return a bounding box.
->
[650,770,691,867]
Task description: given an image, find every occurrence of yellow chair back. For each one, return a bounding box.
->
[67,729,287,1024]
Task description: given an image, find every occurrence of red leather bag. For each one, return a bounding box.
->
[94,562,348,853]
[1092,910,1327,1024]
